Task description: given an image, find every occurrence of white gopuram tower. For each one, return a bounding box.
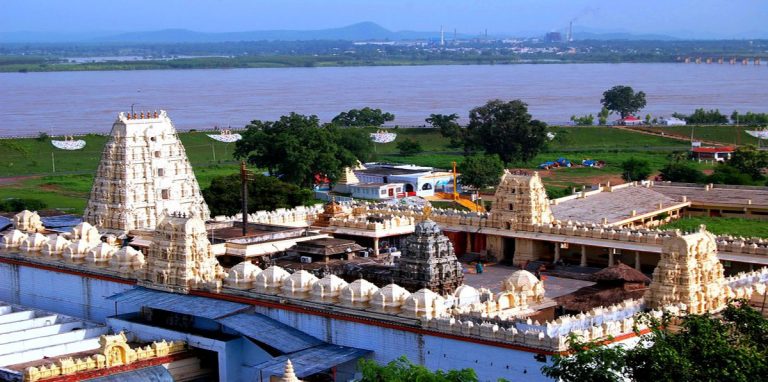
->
[83,110,210,233]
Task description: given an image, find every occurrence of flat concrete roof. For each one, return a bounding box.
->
[551,186,682,225]
[651,183,768,208]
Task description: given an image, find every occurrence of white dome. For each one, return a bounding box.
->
[369,284,411,313]
[254,266,290,293]
[310,275,349,302]
[401,288,446,318]
[340,279,379,307]
[226,262,262,289]
[502,270,540,292]
[281,270,319,298]
[452,285,480,307]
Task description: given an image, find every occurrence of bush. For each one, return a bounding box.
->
[0,198,48,212]
[707,165,755,185]
[620,158,652,182]
[659,162,706,183]
[396,138,423,156]
[36,132,50,142]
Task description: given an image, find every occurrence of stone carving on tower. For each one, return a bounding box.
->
[489,170,553,230]
[391,213,464,295]
[139,211,224,293]
[83,110,210,233]
[645,226,727,314]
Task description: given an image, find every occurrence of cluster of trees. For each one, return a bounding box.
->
[202,173,313,216]
[358,356,480,382]
[542,300,768,382]
[732,110,768,126]
[232,113,374,188]
[672,108,729,124]
[427,99,549,190]
[621,145,768,186]
[332,107,394,127]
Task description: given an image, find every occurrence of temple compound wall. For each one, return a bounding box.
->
[83,110,209,233]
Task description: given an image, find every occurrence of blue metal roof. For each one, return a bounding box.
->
[107,287,249,320]
[253,343,371,378]
[217,312,323,354]
[87,365,174,382]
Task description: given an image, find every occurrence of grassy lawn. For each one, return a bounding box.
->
[640,125,758,146]
[0,125,719,214]
[660,217,768,238]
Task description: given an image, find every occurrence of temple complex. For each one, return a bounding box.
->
[83,110,210,233]
[3,111,768,381]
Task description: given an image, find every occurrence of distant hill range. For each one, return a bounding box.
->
[0,22,763,43]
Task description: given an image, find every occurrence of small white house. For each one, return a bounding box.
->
[350,183,405,200]
[660,116,687,126]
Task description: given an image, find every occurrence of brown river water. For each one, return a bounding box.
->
[0,63,766,136]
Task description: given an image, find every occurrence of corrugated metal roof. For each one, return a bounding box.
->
[253,343,371,378]
[217,313,323,354]
[107,287,249,320]
[86,365,174,382]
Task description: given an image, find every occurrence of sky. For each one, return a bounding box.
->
[1,0,766,39]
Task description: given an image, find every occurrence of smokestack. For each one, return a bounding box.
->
[440,25,445,46]
[568,21,573,42]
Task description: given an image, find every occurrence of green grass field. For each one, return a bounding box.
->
[640,125,759,146]
[660,217,768,238]
[0,125,714,214]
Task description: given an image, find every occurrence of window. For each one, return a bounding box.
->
[380,189,386,195]
[422,183,433,190]
[154,151,161,158]
[157,168,164,177]
[509,203,515,211]
[161,189,170,199]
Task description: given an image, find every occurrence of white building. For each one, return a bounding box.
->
[349,183,405,200]
[660,116,687,126]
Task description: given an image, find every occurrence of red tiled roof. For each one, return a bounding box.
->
[691,147,735,153]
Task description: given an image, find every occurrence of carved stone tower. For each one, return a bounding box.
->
[487,171,554,265]
[391,219,464,295]
[489,170,553,229]
[139,211,223,293]
[645,226,727,314]
[83,110,210,233]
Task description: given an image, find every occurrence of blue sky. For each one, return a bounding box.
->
[1,0,766,38]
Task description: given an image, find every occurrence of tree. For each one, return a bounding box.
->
[620,158,652,182]
[570,114,594,126]
[727,145,768,180]
[332,107,395,127]
[202,173,313,216]
[336,127,375,163]
[426,113,463,147]
[358,356,478,382]
[707,164,755,185]
[459,154,504,190]
[598,107,610,126]
[542,301,768,382]
[600,85,647,118]
[682,108,729,124]
[396,138,423,156]
[233,113,358,188]
[659,162,705,183]
[466,99,548,164]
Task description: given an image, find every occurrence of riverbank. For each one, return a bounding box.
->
[0,55,682,73]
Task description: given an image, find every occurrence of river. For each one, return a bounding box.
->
[0,63,766,136]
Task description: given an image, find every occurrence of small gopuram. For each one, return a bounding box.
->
[487,170,554,265]
[83,110,210,233]
[391,208,464,294]
[139,211,224,293]
[645,226,727,314]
